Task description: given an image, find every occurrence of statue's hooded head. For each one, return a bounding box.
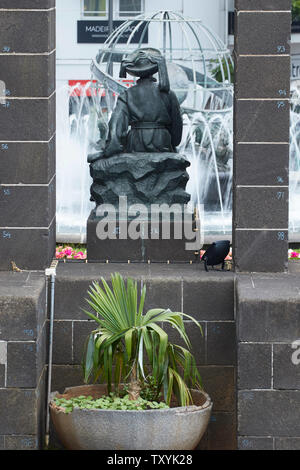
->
[119,48,170,92]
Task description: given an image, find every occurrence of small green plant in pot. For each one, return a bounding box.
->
[50,273,212,450]
[82,272,203,407]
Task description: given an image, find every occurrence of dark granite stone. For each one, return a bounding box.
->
[275,438,300,450]
[4,435,38,450]
[234,230,288,272]
[73,320,98,365]
[0,0,55,7]
[0,52,55,98]
[238,390,300,437]
[0,94,55,141]
[0,365,5,387]
[0,10,55,54]
[36,367,47,447]
[234,186,288,229]
[234,143,289,186]
[234,100,290,143]
[36,323,47,383]
[52,321,73,365]
[87,211,145,262]
[142,277,182,312]
[236,56,290,99]
[51,365,85,393]
[273,343,300,390]
[237,274,300,341]
[0,218,55,271]
[0,184,55,228]
[54,262,236,322]
[87,215,144,263]
[0,272,46,341]
[87,209,197,263]
[182,275,234,320]
[0,138,56,185]
[236,0,291,10]
[235,12,291,55]
[205,412,237,450]
[198,366,235,412]
[206,322,236,365]
[55,280,97,321]
[238,343,272,389]
[238,437,274,450]
[7,341,37,387]
[0,389,37,435]
[143,241,197,263]
[144,215,198,262]
[54,264,143,321]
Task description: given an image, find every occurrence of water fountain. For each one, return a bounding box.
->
[289,83,300,241]
[55,10,264,244]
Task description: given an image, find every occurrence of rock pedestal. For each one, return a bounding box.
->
[89,152,191,206]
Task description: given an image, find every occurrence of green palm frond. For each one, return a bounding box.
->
[82,272,203,406]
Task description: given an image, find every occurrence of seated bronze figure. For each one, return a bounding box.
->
[88,48,190,207]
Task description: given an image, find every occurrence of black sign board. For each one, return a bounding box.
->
[77,20,148,44]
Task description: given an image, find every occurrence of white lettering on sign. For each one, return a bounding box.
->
[291,56,300,80]
[86,25,108,33]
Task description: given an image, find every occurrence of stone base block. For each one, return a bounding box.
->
[87,209,200,263]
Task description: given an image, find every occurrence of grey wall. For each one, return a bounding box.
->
[0,272,48,450]
[50,263,237,450]
[0,1,56,271]
[237,272,300,450]
[233,0,291,272]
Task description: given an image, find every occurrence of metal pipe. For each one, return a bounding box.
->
[108,0,114,76]
[224,0,228,46]
[108,0,113,36]
[45,265,57,448]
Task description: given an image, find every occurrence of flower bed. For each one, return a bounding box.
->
[56,244,87,260]
[289,249,300,260]
[55,245,300,261]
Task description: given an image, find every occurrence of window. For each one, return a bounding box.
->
[83,0,143,19]
[84,0,106,17]
[119,0,142,17]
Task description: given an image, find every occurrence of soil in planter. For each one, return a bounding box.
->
[51,384,208,414]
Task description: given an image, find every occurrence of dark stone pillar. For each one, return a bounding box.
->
[233,0,291,272]
[0,272,47,449]
[0,1,56,270]
[237,273,300,450]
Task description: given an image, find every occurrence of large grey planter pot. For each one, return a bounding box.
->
[50,384,212,450]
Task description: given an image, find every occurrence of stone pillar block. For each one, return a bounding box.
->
[233,1,291,272]
[0,3,56,271]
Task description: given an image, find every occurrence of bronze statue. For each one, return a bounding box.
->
[88,48,190,207]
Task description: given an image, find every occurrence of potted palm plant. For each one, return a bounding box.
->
[50,273,212,450]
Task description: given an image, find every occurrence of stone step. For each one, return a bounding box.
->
[54,262,235,322]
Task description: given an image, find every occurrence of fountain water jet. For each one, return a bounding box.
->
[56,11,234,243]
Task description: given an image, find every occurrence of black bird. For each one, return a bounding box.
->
[201,240,230,272]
